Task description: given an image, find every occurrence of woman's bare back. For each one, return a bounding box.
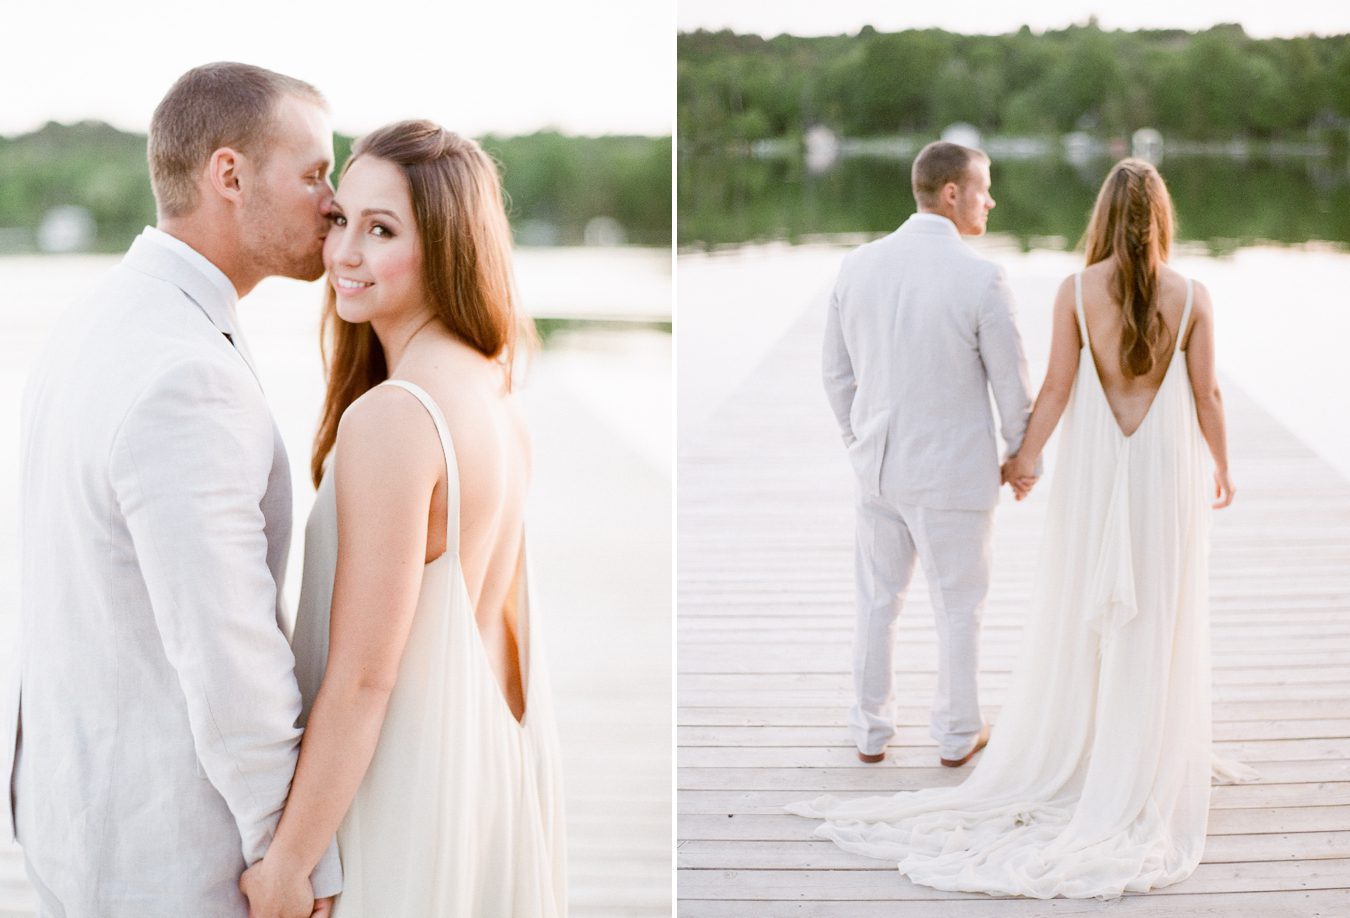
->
[1079,260,1195,437]
[398,330,532,722]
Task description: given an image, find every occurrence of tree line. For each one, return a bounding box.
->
[678,22,1350,149]
[0,121,671,252]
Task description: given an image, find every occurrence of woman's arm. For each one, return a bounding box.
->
[1003,276,1081,494]
[1183,282,1235,508]
[241,386,443,912]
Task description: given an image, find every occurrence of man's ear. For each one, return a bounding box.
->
[941,181,959,208]
[205,147,244,205]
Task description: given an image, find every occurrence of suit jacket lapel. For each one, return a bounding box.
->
[121,233,262,384]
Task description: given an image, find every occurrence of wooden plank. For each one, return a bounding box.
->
[680,633,1350,654]
[677,832,1350,869]
[677,761,1350,791]
[680,618,1350,635]
[678,783,1350,815]
[679,654,1348,675]
[677,738,1350,768]
[677,858,1350,898]
[676,889,1350,916]
[680,684,1350,705]
[677,670,1350,688]
[679,721,1350,746]
[674,700,1350,725]
[678,806,1350,841]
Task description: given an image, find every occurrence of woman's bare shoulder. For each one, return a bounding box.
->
[335,384,445,479]
[341,382,438,430]
[1161,267,1212,317]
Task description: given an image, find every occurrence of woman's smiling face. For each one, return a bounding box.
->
[323,155,425,325]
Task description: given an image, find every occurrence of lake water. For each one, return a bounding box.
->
[679,151,1350,252]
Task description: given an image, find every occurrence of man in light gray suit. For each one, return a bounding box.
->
[823,141,1036,768]
[3,63,341,916]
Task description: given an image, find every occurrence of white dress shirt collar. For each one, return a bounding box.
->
[141,226,239,310]
[902,212,961,237]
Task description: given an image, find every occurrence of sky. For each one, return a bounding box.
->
[2,0,673,137]
[677,0,1350,39]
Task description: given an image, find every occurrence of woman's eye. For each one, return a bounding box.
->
[330,214,347,227]
[371,224,392,238]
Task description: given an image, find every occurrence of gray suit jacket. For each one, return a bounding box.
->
[823,213,1034,510]
[2,229,340,916]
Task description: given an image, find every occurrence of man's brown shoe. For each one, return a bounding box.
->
[857,749,886,763]
[939,724,991,768]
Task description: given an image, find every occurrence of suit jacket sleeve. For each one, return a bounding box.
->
[976,266,1035,460]
[821,281,858,446]
[108,358,339,888]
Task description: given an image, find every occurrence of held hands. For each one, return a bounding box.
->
[1001,454,1039,502]
[1212,467,1236,509]
[240,859,320,918]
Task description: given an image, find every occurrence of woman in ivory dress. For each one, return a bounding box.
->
[241,121,566,917]
[789,158,1252,899]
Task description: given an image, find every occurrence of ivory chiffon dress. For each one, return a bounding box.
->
[292,379,567,917]
[789,275,1254,899]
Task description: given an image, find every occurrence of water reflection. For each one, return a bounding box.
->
[679,152,1350,254]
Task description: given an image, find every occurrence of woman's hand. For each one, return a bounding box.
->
[1213,467,1235,509]
[239,859,314,918]
[1001,454,1038,501]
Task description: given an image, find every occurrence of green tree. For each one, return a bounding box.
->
[1040,25,1125,131]
[1182,26,1250,137]
[849,30,951,134]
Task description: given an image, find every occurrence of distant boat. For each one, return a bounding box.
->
[583,216,627,247]
[804,125,840,173]
[1063,131,1103,165]
[37,205,95,253]
[941,123,982,150]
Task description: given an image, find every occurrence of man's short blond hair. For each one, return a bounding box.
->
[148,62,326,218]
[911,141,989,208]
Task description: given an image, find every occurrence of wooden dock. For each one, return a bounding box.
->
[677,295,1350,916]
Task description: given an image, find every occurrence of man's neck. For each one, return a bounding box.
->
[916,206,955,221]
[156,218,254,298]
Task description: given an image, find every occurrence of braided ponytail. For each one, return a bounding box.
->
[1082,159,1175,378]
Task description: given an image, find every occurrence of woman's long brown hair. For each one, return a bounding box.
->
[311,120,535,486]
[1081,158,1176,378]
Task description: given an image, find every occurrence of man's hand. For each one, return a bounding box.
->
[240,859,315,918]
[312,897,335,917]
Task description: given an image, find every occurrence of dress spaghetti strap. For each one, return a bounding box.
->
[379,379,460,558]
[1074,272,1089,346]
[1175,278,1194,357]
